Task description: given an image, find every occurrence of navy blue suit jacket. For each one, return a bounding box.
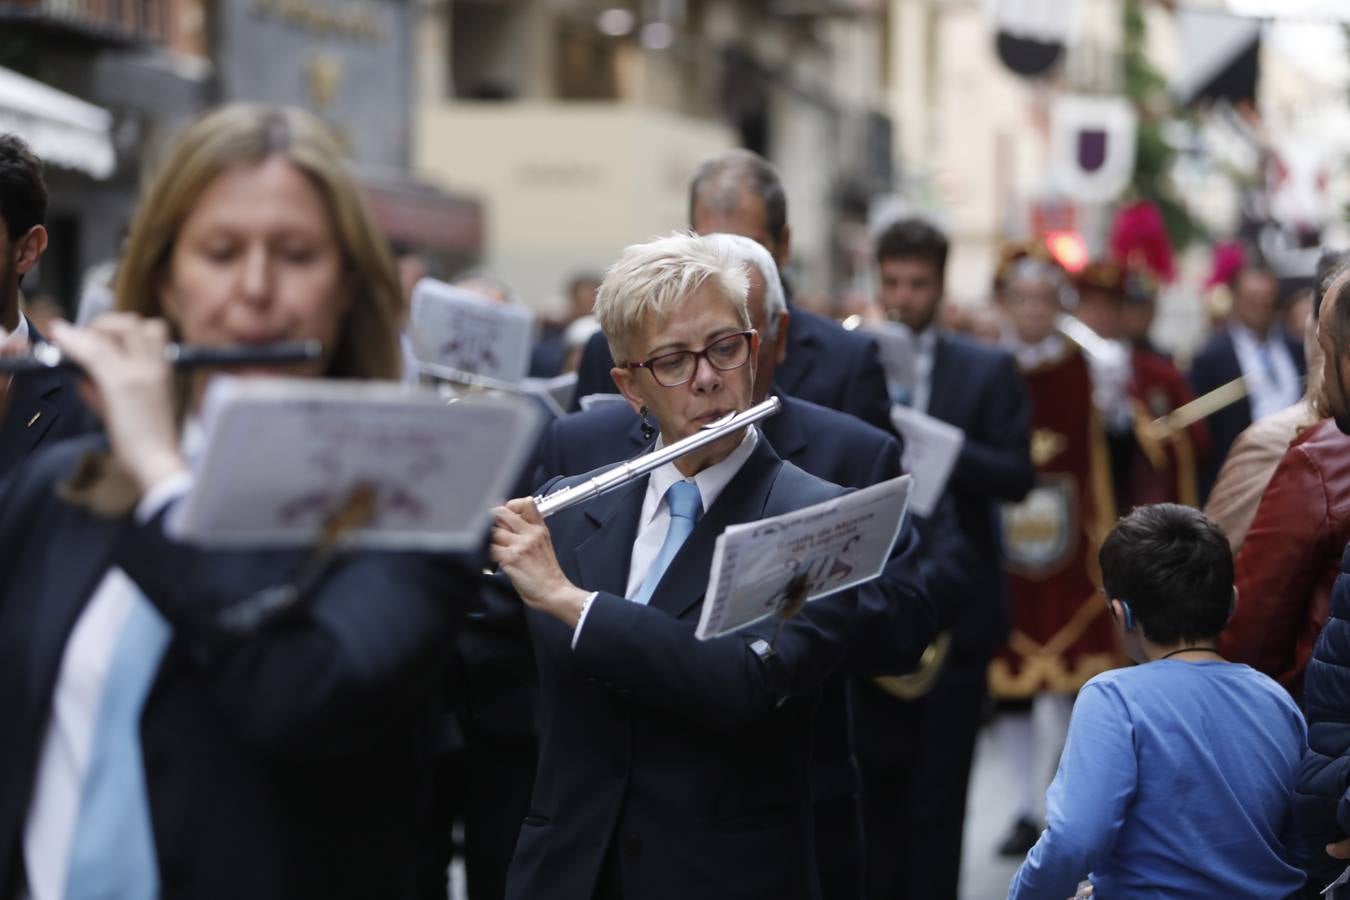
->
[924,333,1035,657]
[0,321,91,478]
[530,395,939,799]
[1189,326,1307,501]
[506,436,857,900]
[0,438,474,900]
[569,310,893,434]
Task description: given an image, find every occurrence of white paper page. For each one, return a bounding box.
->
[889,405,964,517]
[695,475,912,640]
[578,392,629,411]
[855,320,917,390]
[410,278,535,385]
[521,372,578,418]
[175,377,542,550]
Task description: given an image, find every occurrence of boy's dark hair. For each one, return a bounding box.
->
[1098,504,1234,646]
[875,218,948,279]
[0,134,46,240]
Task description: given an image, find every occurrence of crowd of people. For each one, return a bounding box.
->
[0,101,1348,900]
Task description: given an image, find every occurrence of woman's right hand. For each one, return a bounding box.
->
[51,315,187,495]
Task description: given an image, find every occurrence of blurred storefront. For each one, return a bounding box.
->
[412,0,895,313]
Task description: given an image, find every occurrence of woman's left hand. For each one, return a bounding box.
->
[491,498,589,627]
[51,315,187,495]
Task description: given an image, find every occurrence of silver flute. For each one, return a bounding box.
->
[532,396,782,518]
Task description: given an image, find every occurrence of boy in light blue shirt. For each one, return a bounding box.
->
[1008,504,1308,899]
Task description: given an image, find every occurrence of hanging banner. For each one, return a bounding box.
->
[992,0,1073,78]
[1049,95,1137,204]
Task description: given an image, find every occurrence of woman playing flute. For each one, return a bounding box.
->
[0,105,474,900]
[489,232,863,900]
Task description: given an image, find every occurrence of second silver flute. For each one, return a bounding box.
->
[533,396,782,518]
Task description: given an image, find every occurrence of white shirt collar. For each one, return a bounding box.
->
[643,426,759,526]
[914,326,939,355]
[1229,321,1276,350]
[1007,333,1066,370]
[2,315,30,352]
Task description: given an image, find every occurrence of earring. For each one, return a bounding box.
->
[639,406,656,442]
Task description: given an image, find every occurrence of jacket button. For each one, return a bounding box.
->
[622,835,643,857]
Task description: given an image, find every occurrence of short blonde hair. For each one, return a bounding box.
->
[593,231,750,364]
[115,103,402,381]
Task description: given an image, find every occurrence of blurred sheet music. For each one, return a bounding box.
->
[578,392,629,411]
[171,377,542,550]
[696,475,912,640]
[521,371,579,418]
[889,405,964,517]
[409,278,535,385]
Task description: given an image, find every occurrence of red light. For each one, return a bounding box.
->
[1044,231,1088,273]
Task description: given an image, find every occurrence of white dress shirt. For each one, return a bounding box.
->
[1007,333,1068,371]
[572,426,759,646]
[1229,323,1302,421]
[22,474,192,900]
[2,315,30,398]
[2,314,30,349]
[911,327,939,414]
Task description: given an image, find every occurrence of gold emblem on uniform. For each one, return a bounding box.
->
[1030,428,1067,467]
[1002,475,1079,577]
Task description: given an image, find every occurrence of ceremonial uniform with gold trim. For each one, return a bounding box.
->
[991,339,1119,698]
[1127,344,1210,508]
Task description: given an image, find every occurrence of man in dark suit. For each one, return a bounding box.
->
[1190,264,1306,502]
[573,149,893,436]
[854,218,1035,900]
[491,233,896,900]
[0,134,87,477]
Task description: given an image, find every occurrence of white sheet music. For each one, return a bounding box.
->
[409,278,535,385]
[889,405,964,517]
[578,392,629,411]
[696,475,912,640]
[172,377,542,550]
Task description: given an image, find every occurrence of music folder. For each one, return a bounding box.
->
[169,377,543,551]
[696,475,913,640]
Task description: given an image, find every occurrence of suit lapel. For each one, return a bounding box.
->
[573,477,648,598]
[0,368,63,474]
[647,437,780,620]
[760,390,805,465]
[775,317,814,396]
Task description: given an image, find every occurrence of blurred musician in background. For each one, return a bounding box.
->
[0,134,88,477]
[988,256,1120,859]
[856,218,1034,900]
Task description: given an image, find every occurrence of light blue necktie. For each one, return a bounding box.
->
[65,586,171,900]
[633,481,702,606]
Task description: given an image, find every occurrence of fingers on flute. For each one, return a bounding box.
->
[505,497,542,523]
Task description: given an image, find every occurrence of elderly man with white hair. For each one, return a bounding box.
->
[489,232,908,900]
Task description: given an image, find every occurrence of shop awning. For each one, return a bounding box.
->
[0,65,114,179]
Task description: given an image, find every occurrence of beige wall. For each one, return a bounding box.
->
[415,101,735,311]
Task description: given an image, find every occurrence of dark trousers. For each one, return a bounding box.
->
[419,736,537,900]
[814,792,865,899]
[852,654,988,900]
